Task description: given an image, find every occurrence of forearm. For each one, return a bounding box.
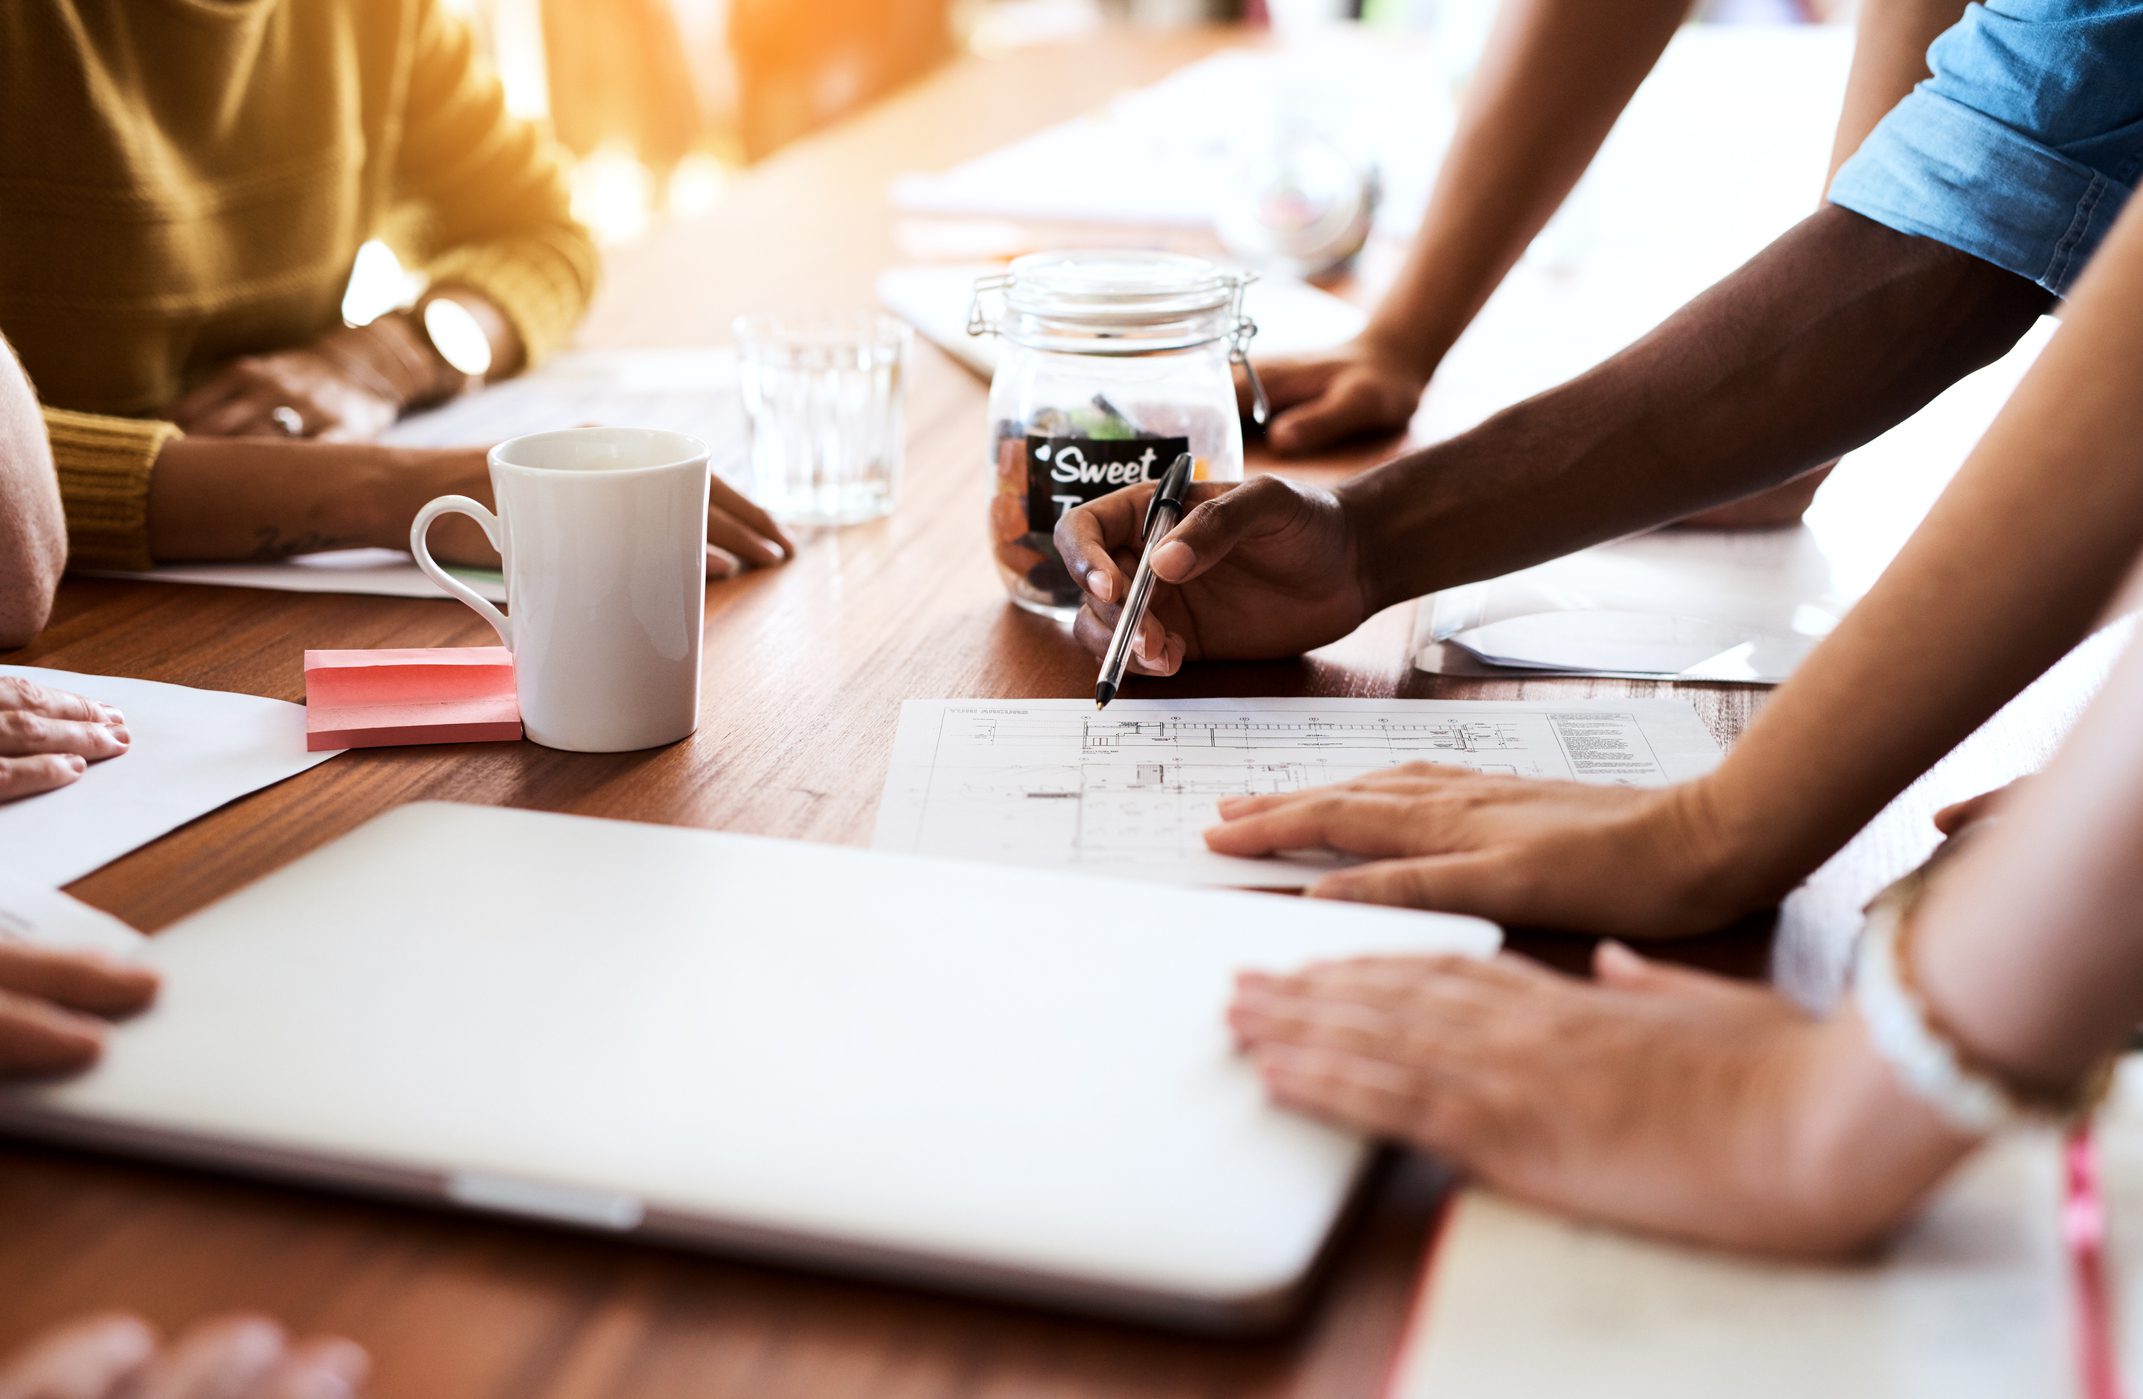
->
[146,439,484,562]
[1771,1005,1977,1252]
[1694,202,2143,900]
[1340,207,2047,607]
[1827,0,1969,174]
[1364,0,1690,373]
[1912,617,2143,1097]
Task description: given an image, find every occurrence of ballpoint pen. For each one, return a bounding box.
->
[1095,451,1196,709]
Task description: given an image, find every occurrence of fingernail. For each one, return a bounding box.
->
[101,705,126,725]
[66,754,87,772]
[109,725,131,747]
[1152,541,1193,578]
[1091,570,1113,603]
[1217,796,1248,815]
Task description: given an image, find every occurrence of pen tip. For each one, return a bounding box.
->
[1094,682,1116,710]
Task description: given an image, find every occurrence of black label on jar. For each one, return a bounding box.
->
[1024,435,1191,535]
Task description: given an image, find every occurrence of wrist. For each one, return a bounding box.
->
[1332,471,1397,616]
[359,446,491,551]
[1648,775,1788,926]
[1355,317,1450,386]
[307,315,456,414]
[369,313,464,408]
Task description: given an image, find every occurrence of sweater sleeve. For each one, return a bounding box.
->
[390,0,599,365]
[45,408,181,572]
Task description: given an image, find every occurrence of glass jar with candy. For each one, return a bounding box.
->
[968,251,1265,619]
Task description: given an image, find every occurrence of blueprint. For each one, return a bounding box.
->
[872,698,1723,887]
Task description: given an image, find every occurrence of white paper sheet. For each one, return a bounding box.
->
[377,347,741,453]
[1414,527,1855,685]
[0,869,146,957]
[91,549,510,604]
[1391,1059,2143,1397]
[878,264,1367,380]
[84,349,740,602]
[0,667,342,888]
[872,698,1722,886]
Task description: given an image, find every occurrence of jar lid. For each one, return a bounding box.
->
[999,250,1240,328]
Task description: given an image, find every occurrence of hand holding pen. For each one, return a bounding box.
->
[1095,452,1197,708]
[1055,472,1373,682]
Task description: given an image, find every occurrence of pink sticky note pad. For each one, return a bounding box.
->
[304,648,521,751]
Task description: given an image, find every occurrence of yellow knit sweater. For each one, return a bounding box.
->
[0,0,598,570]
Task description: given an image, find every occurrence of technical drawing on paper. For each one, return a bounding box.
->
[873,698,1723,886]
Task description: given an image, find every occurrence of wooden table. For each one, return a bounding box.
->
[0,27,2078,1398]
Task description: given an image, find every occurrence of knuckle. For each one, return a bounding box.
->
[1424,1094,1488,1151]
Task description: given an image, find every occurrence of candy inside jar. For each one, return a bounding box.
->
[970,251,1260,620]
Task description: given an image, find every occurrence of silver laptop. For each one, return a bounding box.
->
[0,802,1496,1330]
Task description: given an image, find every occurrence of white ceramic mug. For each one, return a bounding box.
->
[411,427,711,753]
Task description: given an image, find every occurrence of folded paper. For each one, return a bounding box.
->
[304,648,521,751]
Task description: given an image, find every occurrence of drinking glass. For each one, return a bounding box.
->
[733,311,909,526]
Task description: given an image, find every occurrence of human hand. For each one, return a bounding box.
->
[0,938,158,1080]
[0,676,130,803]
[1228,946,1921,1255]
[1053,476,1371,675]
[700,474,796,579]
[1246,337,1430,457]
[168,343,403,443]
[0,1312,368,1398]
[1205,764,1761,938]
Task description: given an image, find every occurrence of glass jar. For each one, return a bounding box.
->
[968,251,1265,619]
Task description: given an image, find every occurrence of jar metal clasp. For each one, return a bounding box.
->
[1227,274,1270,428]
[965,273,1011,339]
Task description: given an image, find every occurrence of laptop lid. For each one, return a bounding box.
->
[0,802,1497,1329]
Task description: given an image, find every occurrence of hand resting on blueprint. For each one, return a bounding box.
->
[0,675,130,803]
[0,1312,368,1399]
[1205,763,1744,939]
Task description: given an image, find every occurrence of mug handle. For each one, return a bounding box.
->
[411,495,513,648]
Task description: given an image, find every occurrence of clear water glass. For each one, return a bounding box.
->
[733,312,909,526]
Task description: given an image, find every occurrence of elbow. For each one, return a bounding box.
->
[0,332,66,648]
[0,589,57,651]
[0,524,64,650]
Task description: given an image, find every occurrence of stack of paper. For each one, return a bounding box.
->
[303,649,521,751]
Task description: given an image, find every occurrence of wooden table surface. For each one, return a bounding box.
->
[0,26,2084,1398]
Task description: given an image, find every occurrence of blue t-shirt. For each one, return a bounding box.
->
[1828,0,2143,295]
